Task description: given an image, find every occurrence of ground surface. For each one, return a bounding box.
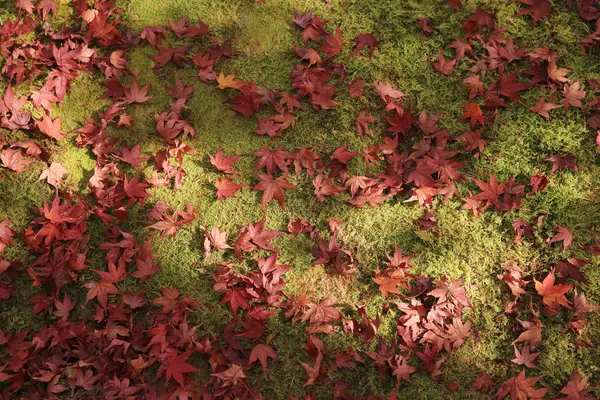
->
[1,0,600,399]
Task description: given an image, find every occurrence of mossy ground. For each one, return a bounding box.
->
[1,0,600,398]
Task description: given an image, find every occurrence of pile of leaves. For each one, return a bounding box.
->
[0,0,599,398]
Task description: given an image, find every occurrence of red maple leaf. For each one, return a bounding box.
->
[313,173,345,202]
[158,350,199,387]
[351,33,378,58]
[254,118,282,138]
[109,50,128,70]
[499,72,529,101]
[559,369,598,400]
[221,287,251,315]
[118,114,134,127]
[0,281,15,300]
[293,47,322,66]
[0,220,15,254]
[123,175,151,205]
[184,18,209,37]
[545,154,577,174]
[16,0,35,13]
[446,317,472,348]
[131,240,160,282]
[373,268,410,297]
[147,213,180,237]
[166,76,195,100]
[203,226,231,254]
[355,110,377,138]
[52,294,76,322]
[393,355,417,383]
[511,345,541,368]
[253,174,295,209]
[270,112,296,130]
[153,287,181,312]
[534,269,573,309]
[172,46,191,67]
[37,0,57,20]
[447,0,462,11]
[302,298,341,327]
[431,50,456,76]
[36,115,65,140]
[169,18,190,37]
[253,147,290,175]
[38,162,68,188]
[123,284,151,307]
[224,86,261,116]
[462,74,484,99]
[215,178,247,200]
[462,102,484,128]
[299,351,323,386]
[94,258,127,284]
[310,85,341,110]
[152,44,174,68]
[416,17,435,35]
[321,26,343,60]
[288,217,316,236]
[515,0,552,26]
[512,344,540,369]
[547,61,571,83]
[496,370,549,400]
[373,81,406,102]
[193,52,218,82]
[249,344,278,379]
[101,79,126,101]
[141,26,167,48]
[348,77,365,98]
[114,142,150,168]
[461,8,496,34]
[279,92,302,111]
[31,83,59,112]
[449,39,472,60]
[530,96,560,120]
[217,70,248,90]
[0,149,34,173]
[293,9,313,28]
[548,226,573,252]
[212,364,247,387]
[470,371,494,393]
[554,258,587,283]
[513,318,543,347]
[124,80,152,104]
[345,175,372,197]
[234,217,283,258]
[331,145,358,164]
[210,146,240,174]
[563,81,586,110]
[84,279,121,308]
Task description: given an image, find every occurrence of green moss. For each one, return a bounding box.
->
[0,163,51,227]
[54,72,110,132]
[253,315,308,398]
[526,169,600,229]
[538,325,576,389]
[49,142,96,190]
[484,91,595,180]
[49,0,75,28]
[116,0,243,33]
[395,373,478,400]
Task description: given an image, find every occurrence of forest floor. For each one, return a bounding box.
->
[1,0,600,399]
